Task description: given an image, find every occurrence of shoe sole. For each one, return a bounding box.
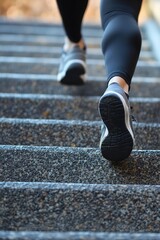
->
[99,92,134,161]
[57,60,86,85]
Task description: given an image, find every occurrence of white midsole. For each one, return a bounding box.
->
[100,90,135,145]
[57,59,86,81]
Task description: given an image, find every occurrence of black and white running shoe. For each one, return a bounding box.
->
[99,83,135,161]
[57,45,86,85]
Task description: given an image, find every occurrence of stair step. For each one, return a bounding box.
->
[0,17,145,33]
[0,118,159,149]
[0,231,160,240]
[0,57,160,77]
[0,34,101,49]
[0,94,159,123]
[0,45,155,62]
[0,19,148,47]
[0,18,101,28]
[1,182,159,232]
[0,74,159,98]
[0,45,151,55]
[0,57,159,77]
[0,20,148,40]
[1,145,160,184]
[0,34,150,50]
[0,24,104,38]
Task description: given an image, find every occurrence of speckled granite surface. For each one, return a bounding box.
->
[0,182,160,232]
[0,73,160,98]
[0,231,160,240]
[0,94,159,122]
[0,48,155,62]
[0,119,159,149]
[1,145,160,185]
[0,61,160,77]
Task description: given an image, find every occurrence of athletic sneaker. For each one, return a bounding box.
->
[57,45,86,85]
[99,83,135,161]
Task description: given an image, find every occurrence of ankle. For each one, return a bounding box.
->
[108,76,129,94]
[63,37,85,52]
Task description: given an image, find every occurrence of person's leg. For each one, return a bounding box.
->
[56,0,88,44]
[100,0,142,92]
[56,0,88,85]
[99,0,142,161]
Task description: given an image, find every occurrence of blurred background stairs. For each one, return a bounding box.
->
[0,1,160,239]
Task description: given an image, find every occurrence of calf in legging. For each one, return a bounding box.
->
[56,0,142,161]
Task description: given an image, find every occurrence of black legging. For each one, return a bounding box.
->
[56,0,88,43]
[56,0,142,88]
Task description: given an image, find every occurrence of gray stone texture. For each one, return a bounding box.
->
[0,182,160,232]
[0,118,159,149]
[0,74,160,98]
[1,145,160,184]
[0,60,160,77]
[0,46,155,62]
[0,94,159,123]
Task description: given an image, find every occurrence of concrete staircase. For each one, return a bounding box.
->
[0,17,160,239]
